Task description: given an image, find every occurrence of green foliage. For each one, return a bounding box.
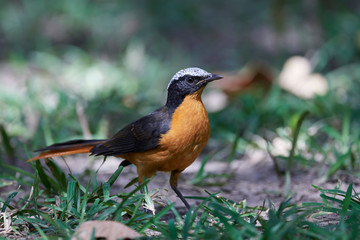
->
[3,160,360,239]
[0,0,360,239]
[0,160,166,238]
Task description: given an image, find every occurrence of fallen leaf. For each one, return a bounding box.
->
[278,56,328,99]
[215,63,273,95]
[72,220,142,240]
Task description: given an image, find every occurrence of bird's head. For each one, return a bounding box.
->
[165,67,223,109]
[167,67,223,96]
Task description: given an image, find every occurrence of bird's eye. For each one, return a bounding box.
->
[186,77,195,83]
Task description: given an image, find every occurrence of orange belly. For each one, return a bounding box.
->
[120,87,210,179]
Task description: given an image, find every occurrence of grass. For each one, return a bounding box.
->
[1,159,360,239]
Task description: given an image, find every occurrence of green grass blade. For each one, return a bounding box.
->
[125,197,145,226]
[106,165,124,186]
[46,160,67,192]
[67,181,76,209]
[80,179,91,222]
[33,224,50,240]
[191,155,210,184]
[327,150,350,178]
[92,173,98,192]
[285,110,309,196]
[2,163,34,179]
[124,177,138,189]
[34,161,52,192]
[182,208,192,240]
[227,131,241,163]
[342,183,353,215]
[102,182,110,201]
[1,191,18,212]
[287,110,309,170]
[138,203,174,233]
[341,110,350,145]
[167,218,178,239]
[68,174,87,193]
[112,179,151,220]
[90,165,124,197]
[0,124,15,160]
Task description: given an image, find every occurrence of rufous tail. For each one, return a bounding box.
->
[27,139,106,162]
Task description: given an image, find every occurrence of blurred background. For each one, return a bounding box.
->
[0,0,360,175]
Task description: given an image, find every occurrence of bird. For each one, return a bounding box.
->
[27,67,223,209]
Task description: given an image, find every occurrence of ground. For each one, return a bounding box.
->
[1,148,358,239]
[55,148,359,215]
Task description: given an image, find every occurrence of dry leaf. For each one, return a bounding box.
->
[205,63,273,112]
[72,220,142,240]
[215,64,273,95]
[278,56,328,99]
[1,211,12,233]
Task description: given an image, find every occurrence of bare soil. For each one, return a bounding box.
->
[55,148,360,212]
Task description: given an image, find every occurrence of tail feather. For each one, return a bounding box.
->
[27,139,106,162]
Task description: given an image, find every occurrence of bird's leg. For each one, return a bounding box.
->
[119,159,132,167]
[136,167,151,194]
[170,170,190,209]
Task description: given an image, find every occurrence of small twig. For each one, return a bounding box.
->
[96,156,107,174]
[76,102,91,139]
[267,149,283,182]
[61,156,72,175]
[264,138,283,183]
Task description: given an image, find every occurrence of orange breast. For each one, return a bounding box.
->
[121,87,210,178]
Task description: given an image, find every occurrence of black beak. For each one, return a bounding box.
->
[197,74,223,85]
[206,74,223,82]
